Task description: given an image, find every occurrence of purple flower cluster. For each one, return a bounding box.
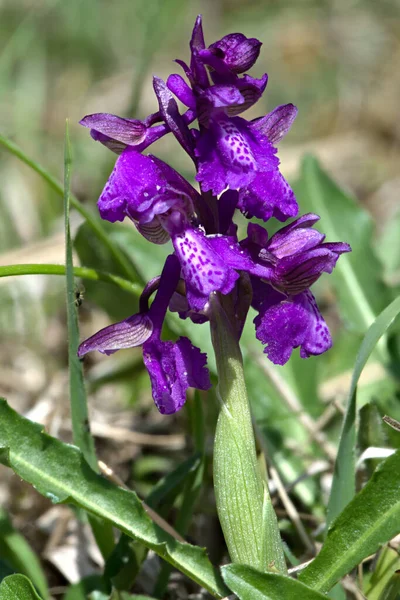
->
[78,16,350,414]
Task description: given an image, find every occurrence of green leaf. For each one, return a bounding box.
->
[210,297,265,568]
[364,546,400,600]
[327,294,400,527]
[221,564,327,600]
[299,450,400,592]
[0,574,43,600]
[0,509,49,599]
[0,399,228,599]
[295,156,389,333]
[64,123,115,561]
[261,484,287,575]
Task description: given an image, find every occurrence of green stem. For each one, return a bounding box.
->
[0,132,137,282]
[0,263,141,296]
[210,295,264,569]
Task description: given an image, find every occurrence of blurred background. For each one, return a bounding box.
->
[0,0,400,597]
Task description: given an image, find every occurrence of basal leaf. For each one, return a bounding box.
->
[299,450,400,592]
[221,564,327,600]
[0,574,43,600]
[0,399,228,599]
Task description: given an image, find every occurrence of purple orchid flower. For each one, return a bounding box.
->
[79,16,352,413]
[240,215,351,364]
[78,255,211,414]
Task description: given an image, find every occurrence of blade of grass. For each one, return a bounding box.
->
[0,132,137,282]
[0,509,49,599]
[0,264,141,295]
[327,294,400,528]
[64,122,115,560]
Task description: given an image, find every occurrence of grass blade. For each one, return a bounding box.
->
[64,122,115,560]
[327,294,400,527]
[0,264,141,295]
[64,121,97,471]
[0,510,49,599]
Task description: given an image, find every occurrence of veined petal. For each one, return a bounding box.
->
[80,113,147,145]
[274,248,341,294]
[226,74,268,116]
[251,104,298,144]
[78,314,153,357]
[153,76,195,158]
[143,337,210,414]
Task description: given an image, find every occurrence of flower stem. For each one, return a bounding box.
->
[210,294,265,569]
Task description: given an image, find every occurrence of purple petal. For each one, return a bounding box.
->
[143,337,210,414]
[226,74,268,116]
[268,213,320,243]
[80,113,147,145]
[208,33,262,74]
[238,169,298,222]
[267,228,325,258]
[167,74,197,109]
[172,226,239,300]
[251,104,298,144]
[153,76,195,158]
[78,314,153,357]
[190,15,208,88]
[97,149,197,224]
[255,289,332,365]
[206,235,256,271]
